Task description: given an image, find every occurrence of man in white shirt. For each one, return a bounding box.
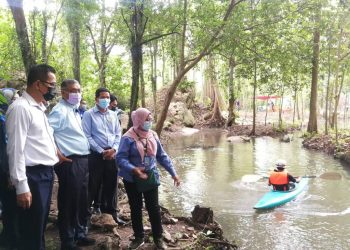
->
[48,79,95,249]
[6,64,59,250]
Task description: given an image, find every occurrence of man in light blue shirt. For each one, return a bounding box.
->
[49,79,95,249]
[82,87,124,225]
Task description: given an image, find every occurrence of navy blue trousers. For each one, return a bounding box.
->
[0,171,18,247]
[18,165,54,250]
[54,156,89,247]
[88,152,118,215]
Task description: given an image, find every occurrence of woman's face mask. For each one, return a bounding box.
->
[142,121,152,131]
[98,98,110,109]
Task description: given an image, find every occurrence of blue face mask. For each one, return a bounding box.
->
[142,121,152,131]
[98,98,110,109]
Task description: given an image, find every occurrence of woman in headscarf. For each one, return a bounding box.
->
[116,107,180,250]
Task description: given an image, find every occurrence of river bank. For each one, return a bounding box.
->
[302,132,350,165]
[47,196,238,249]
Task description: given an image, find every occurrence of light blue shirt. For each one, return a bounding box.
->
[82,105,121,153]
[48,99,90,156]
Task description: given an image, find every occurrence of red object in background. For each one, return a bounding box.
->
[256,95,280,100]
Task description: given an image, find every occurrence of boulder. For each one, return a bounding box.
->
[90,213,117,231]
[183,109,195,127]
[191,205,213,224]
[281,134,293,142]
[95,236,120,250]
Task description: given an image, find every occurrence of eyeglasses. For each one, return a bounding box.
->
[63,89,81,94]
[40,81,56,88]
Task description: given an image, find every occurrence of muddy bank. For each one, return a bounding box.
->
[48,179,238,250]
[302,133,350,165]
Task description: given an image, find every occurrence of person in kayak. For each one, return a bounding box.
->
[268,159,300,191]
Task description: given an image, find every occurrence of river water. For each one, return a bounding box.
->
[158,129,350,250]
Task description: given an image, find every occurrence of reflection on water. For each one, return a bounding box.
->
[158,129,350,249]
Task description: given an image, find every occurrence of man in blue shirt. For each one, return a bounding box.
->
[78,99,87,119]
[82,87,125,225]
[48,79,95,249]
[0,88,18,249]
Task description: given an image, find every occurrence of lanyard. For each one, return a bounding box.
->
[133,128,148,154]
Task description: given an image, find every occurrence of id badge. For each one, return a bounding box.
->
[144,156,151,170]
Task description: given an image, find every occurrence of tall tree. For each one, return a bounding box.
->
[65,0,83,82]
[7,0,36,74]
[87,0,118,87]
[307,7,320,133]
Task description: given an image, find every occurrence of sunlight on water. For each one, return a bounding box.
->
[158,129,350,249]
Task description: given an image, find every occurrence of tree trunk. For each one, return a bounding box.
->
[127,1,145,128]
[325,42,331,135]
[297,92,300,121]
[140,54,146,107]
[207,55,224,126]
[334,68,345,144]
[330,29,344,129]
[29,10,38,60]
[250,59,257,136]
[307,26,320,133]
[293,89,297,125]
[66,0,82,83]
[8,0,36,74]
[278,87,284,129]
[41,11,48,63]
[226,56,236,127]
[264,99,268,126]
[128,44,142,128]
[162,38,166,86]
[72,28,81,83]
[151,41,158,122]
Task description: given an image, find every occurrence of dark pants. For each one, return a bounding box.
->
[124,180,162,239]
[88,152,118,215]
[17,165,54,250]
[0,171,18,248]
[54,155,89,247]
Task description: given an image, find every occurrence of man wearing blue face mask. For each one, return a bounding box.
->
[82,87,125,225]
[48,79,95,249]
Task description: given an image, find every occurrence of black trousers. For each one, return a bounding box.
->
[17,165,54,250]
[88,152,118,214]
[0,171,18,247]
[54,155,89,247]
[124,180,163,239]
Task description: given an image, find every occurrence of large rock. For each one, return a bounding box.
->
[183,109,195,127]
[90,213,117,231]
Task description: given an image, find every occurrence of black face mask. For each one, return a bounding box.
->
[43,86,57,101]
[110,107,117,111]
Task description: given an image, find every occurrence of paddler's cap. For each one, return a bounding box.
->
[276,159,286,169]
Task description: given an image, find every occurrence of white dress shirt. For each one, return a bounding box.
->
[6,91,58,194]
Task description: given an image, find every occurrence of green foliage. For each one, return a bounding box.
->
[0,8,23,79]
[178,79,195,93]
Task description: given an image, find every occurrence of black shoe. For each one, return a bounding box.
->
[112,214,127,225]
[61,242,81,250]
[128,237,144,249]
[154,237,167,249]
[76,237,96,246]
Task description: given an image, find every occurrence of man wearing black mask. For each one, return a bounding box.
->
[6,64,59,250]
